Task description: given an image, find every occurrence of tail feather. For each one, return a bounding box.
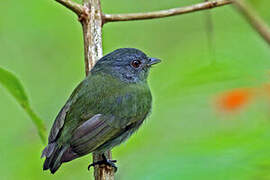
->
[41,142,56,158]
[42,143,69,174]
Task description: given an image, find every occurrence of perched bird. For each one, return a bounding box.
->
[41,48,161,174]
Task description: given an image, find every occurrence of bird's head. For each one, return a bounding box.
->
[91,48,161,83]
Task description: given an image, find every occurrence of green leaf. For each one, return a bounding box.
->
[0,66,47,144]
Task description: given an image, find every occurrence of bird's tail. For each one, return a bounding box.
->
[41,143,69,174]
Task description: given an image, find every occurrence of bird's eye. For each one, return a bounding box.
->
[131,60,142,68]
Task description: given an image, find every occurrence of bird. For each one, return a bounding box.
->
[41,48,161,174]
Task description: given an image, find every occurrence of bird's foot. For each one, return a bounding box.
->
[88,154,118,172]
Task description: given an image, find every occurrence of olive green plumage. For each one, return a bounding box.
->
[41,48,161,174]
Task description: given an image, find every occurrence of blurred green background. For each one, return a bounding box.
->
[1,0,270,179]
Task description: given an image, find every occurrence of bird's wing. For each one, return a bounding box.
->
[48,81,84,143]
[47,74,125,144]
[69,114,120,155]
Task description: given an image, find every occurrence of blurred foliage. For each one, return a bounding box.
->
[1,0,270,179]
[0,67,46,143]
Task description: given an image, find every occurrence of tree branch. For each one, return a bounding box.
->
[81,0,115,179]
[81,0,103,74]
[233,0,270,46]
[103,0,232,23]
[55,0,84,16]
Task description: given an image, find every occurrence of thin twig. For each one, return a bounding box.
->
[233,0,270,46]
[103,0,232,23]
[55,0,84,15]
[204,0,216,62]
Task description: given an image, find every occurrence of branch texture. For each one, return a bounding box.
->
[233,0,270,46]
[103,0,232,23]
[55,0,84,15]
[81,0,103,74]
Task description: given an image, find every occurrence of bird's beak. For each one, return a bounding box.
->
[147,57,161,67]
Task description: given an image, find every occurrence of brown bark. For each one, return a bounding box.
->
[55,0,84,15]
[81,0,103,74]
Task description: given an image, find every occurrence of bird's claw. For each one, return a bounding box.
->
[88,154,118,172]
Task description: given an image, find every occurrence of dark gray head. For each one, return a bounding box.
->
[91,48,161,83]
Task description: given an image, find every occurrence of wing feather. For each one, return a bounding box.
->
[70,114,119,155]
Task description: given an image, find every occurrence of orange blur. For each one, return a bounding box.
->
[217,88,253,111]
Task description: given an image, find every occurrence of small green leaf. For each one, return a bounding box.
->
[0,66,47,144]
